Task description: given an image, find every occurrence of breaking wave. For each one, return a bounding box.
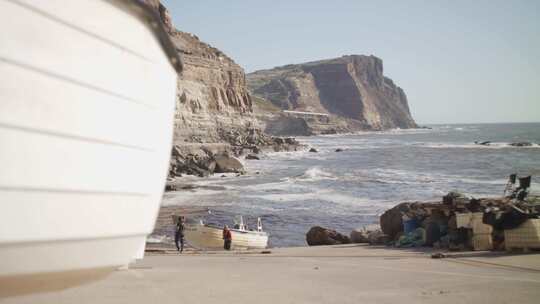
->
[294,167,337,181]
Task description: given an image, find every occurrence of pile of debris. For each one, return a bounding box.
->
[305,175,540,250]
[378,175,540,251]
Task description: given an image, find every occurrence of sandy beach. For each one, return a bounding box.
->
[3,245,540,304]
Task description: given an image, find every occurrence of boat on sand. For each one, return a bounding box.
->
[183,216,269,250]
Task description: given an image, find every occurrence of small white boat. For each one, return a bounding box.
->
[184,216,269,250]
[0,0,181,283]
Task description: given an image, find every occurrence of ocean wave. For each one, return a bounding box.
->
[343,168,514,189]
[264,150,332,162]
[293,167,337,181]
[376,128,436,135]
[162,188,239,206]
[235,179,300,192]
[344,168,439,185]
[243,188,392,207]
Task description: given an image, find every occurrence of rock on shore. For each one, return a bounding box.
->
[214,155,244,173]
[380,202,411,240]
[306,226,351,246]
[167,134,303,181]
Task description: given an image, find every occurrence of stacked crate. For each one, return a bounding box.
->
[471,213,493,251]
[505,219,540,252]
[456,213,493,251]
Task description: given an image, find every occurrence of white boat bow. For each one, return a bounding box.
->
[0,0,181,287]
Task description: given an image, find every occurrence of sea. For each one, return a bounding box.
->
[159,123,540,247]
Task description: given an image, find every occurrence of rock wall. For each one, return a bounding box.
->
[144,0,257,144]
[142,1,305,180]
[169,31,258,142]
[247,55,417,130]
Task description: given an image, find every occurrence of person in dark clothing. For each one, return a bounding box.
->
[223,225,232,250]
[175,216,185,253]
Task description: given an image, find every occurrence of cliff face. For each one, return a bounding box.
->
[140,1,304,179]
[144,2,415,138]
[144,0,256,143]
[169,31,257,142]
[247,55,417,130]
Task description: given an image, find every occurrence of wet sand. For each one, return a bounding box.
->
[3,245,540,304]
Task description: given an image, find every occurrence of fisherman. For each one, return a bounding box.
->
[223,225,232,250]
[175,216,185,253]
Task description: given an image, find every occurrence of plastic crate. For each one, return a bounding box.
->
[505,219,540,250]
[472,233,493,251]
[456,213,472,228]
[471,213,493,234]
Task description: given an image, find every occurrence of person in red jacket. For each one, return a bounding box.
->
[223,225,232,250]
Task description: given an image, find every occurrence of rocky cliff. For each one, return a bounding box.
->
[247,55,417,131]
[144,0,257,144]
[143,1,303,178]
[169,31,258,142]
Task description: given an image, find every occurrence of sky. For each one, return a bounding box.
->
[161,0,540,124]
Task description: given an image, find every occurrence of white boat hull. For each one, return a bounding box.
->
[185,225,269,250]
[0,0,178,278]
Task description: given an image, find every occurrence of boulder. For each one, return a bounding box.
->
[171,145,182,157]
[284,137,299,145]
[199,159,216,172]
[442,191,468,205]
[165,183,178,191]
[245,154,260,160]
[177,156,212,177]
[214,155,245,173]
[194,167,210,177]
[380,202,411,240]
[350,229,369,243]
[306,226,350,246]
[335,148,344,152]
[309,148,318,153]
[273,137,285,145]
[367,230,389,245]
[474,141,491,146]
[509,142,532,147]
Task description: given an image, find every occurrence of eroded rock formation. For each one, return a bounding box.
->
[169,30,257,142]
[143,1,305,180]
[144,0,257,144]
[248,55,418,131]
